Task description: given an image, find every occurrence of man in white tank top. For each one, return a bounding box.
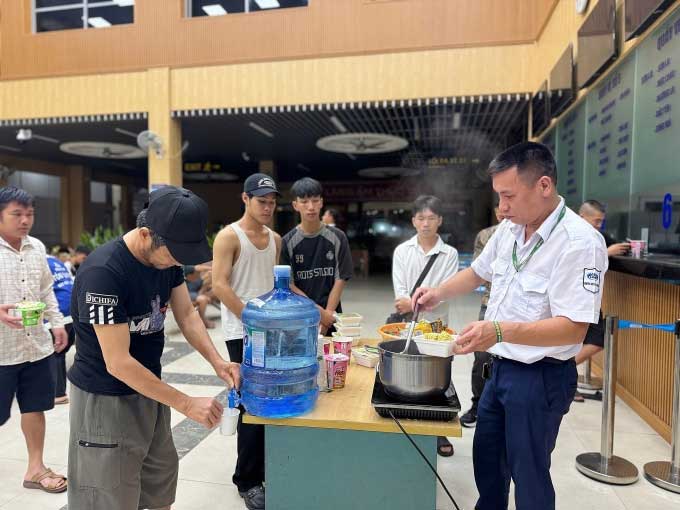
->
[212,173,281,510]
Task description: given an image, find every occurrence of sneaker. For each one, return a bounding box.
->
[460,408,477,428]
[239,484,265,510]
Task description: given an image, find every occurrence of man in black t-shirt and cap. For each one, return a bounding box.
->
[280,178,353,334]
[67,186,240,510]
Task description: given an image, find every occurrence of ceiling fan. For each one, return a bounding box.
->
[60,141,146,159]
[316,133,409,155]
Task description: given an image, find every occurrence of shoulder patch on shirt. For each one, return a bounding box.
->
[582,268,602,294]
[86,292,119,306]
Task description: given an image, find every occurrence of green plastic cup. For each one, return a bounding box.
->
[15,302,46,327]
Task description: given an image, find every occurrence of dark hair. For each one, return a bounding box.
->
[74,245,91,255]
[136,209,166,250]
[580,199,606,215]
[488,141,557,184]
[291,177,323,199]
[0,186,34,214]
[412,195,443,217]
[324,208,339,221]
[54,244,71,255]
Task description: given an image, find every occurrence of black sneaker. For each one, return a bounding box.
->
[239,484,265,510]
[460,409,477,428]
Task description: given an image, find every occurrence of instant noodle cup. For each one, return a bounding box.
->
[324,353,349,389]
[15,301,46,327]
[332,336,353,358]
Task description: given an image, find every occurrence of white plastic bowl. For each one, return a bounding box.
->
[413,335,458,357]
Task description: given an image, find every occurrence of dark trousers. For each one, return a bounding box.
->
[473,357,577,510]
[50,323,75,398]
[226,338,265,493]
[470,305,491,413]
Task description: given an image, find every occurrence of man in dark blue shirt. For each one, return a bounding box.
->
[280,178,353,334]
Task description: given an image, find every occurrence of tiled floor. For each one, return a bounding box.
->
[0,276,678,509]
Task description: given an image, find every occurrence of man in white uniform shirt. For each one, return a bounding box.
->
[415,142,608,510]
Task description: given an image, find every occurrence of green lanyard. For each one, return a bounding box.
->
[511,205,566,273]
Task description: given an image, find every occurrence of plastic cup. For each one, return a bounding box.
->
[220,408,240,436]
[15,302,46,327]
[629,240,644,258]
[322,338,331,355]
[324,353,349,389]
[332,336,353,359]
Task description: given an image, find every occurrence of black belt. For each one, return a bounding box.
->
[491,354,574,365]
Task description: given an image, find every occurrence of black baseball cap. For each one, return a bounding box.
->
[145,186,212,265]
[244,173,280,197]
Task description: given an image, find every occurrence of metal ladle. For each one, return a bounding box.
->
[400,302,421,354]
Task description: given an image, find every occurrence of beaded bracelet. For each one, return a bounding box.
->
[492,320,503,343]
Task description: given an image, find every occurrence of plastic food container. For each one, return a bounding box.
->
[333,312,363,326]
[351,347,379,368]
[15,302,46,327]
[336,325,362,337]
[413,336,458,358]
[332,331,360,346]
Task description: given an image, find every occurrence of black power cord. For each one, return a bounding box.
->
[388,410,463,510]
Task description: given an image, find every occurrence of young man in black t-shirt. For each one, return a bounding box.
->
[280,178,353,334]
[67,187,240,510]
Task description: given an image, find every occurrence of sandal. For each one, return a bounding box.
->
[437,436,454,457]
[573,391,585,403]
[23,468,67,494]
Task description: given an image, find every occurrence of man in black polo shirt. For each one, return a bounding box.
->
[280,178,353,334]
[67,186,240,510]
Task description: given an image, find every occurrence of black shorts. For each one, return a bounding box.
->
[0,354,55,426]
[583,313,605,348]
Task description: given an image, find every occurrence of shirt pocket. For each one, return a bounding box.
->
[490,259,511,282]
[517,272,550,321]
[75,434,122,490]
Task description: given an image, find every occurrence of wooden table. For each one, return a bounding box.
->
[244,339,462,510]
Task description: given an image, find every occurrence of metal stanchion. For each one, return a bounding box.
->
[578,357,603,391]
[575,315,639,484]
[643,319,680,493]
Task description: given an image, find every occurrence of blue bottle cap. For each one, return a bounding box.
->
[274,265,291,278]
[228,388,241,409]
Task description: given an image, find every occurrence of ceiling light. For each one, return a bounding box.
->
[202,4,227,16]
[254,0,281,8]
[88,17,111,28]
[248,122,274,138]
[329,116,348,133]
[114,0,135,6]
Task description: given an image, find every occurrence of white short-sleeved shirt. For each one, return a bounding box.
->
[392,235,459,323]
[471,197,608,363]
